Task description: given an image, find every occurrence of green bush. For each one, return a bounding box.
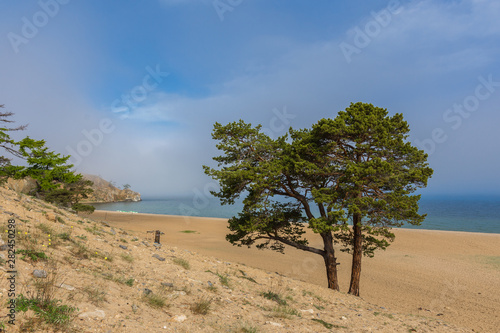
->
[16,294,77,327]
[17,249,48,262]
[72,203,95,214]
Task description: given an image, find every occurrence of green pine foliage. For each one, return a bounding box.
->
[6,137,95,212]
[0,105,27,183]
[1,105,94,212]
[204,102,433,295]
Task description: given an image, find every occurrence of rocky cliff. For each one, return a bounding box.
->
[4,177,38,194]
[3,174,141,203]
[81,174,141,203]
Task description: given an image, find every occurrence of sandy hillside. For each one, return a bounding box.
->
[0,186,485,332]
[89,211,500,333]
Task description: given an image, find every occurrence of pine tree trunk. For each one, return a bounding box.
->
[348,212,362,296]
[321,232,339,291]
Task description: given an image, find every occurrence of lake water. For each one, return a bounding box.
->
[92,195,500,234]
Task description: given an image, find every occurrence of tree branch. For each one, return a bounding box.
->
[259,234,325,256]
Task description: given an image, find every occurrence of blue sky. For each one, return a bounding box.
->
[1,0,499,197]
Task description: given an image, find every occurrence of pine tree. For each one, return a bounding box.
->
[10,137,95,212]
[204,102,433,294]
[0,105,27,182]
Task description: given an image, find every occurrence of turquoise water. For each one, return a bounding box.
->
[92,195,500,234]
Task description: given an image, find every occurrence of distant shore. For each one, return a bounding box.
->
[89,197,500,234]
[90,210,500,332]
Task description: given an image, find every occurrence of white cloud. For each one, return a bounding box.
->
[2,0,500,197]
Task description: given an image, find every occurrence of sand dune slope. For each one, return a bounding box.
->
[91,210,500,332]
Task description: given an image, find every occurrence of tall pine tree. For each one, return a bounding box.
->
[205,102,433,295]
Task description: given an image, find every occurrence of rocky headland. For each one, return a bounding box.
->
[80,174,141,203]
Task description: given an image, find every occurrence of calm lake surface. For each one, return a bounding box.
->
[92,195,500,234]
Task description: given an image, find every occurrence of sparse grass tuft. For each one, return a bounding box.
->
[190,297,212,315]
[57,232,71,241]
[120,253,134,262]
[172,257,190,269]
[269,305,300,319]
[261,291,287,305]
[313,304,325,310]
[142,292,167,309]
[238,322,259,333]
[93,250,113,262]
[312,318,334,329]
[36,223,54,235]
[302,289,325,302]
[238,270,258,283]
[218,273,230,287]
[180,230,197,233]
[83,286,107,306]
[125,278,135,287]
[84,224,102,235]
[206,270,231,287]
[69,241,91,259]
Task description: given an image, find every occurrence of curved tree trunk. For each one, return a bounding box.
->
[348,212,362,296]
[321,232,339,291]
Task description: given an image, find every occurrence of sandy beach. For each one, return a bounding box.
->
[91,210,500,332]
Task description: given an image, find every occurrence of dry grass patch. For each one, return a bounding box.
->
[190,296,213,315]
[83,285,107,306]
[269,305,300,319]
[172,257,190,269]
[120,253,134,262]
[142,292,167,309]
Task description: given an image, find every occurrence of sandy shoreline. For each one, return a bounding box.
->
[90,210,500,332]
